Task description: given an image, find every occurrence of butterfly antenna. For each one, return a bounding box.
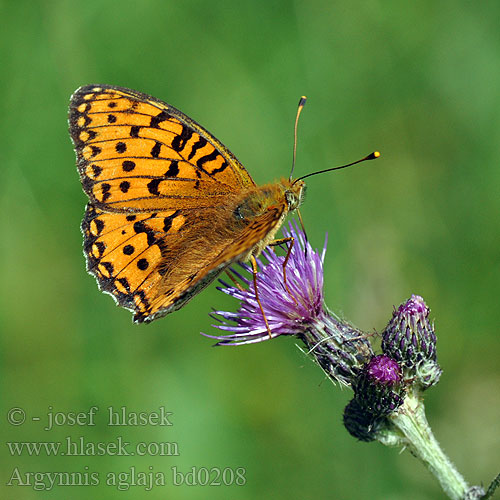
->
[294,151,381,183]
[289,96,307,181]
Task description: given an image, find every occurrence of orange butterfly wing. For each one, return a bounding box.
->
[69,85,286,322]
[69,84,255,210]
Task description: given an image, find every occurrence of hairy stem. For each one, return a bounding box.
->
[381,389,469,499]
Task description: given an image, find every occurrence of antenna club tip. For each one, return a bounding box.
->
[368,151,381,160]
[299,96,307,106]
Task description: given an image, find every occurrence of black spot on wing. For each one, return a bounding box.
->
[164,160,179,177]
[117,277,130,292]
[123,244,135,255]
[94,241,105,256]
[100,261,114,276]
[171,125,193,152]
[163,210,180,232]
[122,160,136,172]
[133,290,151,323]
[78,114,91,128]
[147,179,161,195]
[150,110,172,128]
[86,130,97,141]
[187,137,207,161]
[91,165,102,177]
[137,258,149,271]
[133,220,156,246]
[115,142,127,153]
[210,160,228,175]
[151,141,161,158]
[101,183,111,202]
[196,150,219,169]
[93,218,104,234]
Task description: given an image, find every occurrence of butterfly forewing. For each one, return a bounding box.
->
[69,85,255,212]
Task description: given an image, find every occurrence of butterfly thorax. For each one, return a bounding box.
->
[231,178,306,260]
[233,178,305,219]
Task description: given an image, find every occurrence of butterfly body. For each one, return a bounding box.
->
[69,85,305,323]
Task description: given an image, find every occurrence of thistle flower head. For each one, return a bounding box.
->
[204,221,374,387]
[382,295,442,389]
[364,354,402,386]
[353,355,405,418]
[205,221,327,345]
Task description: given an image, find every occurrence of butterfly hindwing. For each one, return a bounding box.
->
[81,199,286,323]
[81,204,185,316]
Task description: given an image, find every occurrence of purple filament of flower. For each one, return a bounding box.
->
[366,355,401,386]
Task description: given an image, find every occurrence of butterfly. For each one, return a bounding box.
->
[68,85,308,324]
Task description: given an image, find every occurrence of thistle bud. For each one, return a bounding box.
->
[343,398,384,442]
[353,355,405,418]
[381,295,442,389]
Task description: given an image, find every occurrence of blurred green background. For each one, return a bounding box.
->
[1,1,499,498]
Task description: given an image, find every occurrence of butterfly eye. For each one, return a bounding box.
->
[285,191,300,210]
[233,205,245,220]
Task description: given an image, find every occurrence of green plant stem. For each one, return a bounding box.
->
[379,389,468,500]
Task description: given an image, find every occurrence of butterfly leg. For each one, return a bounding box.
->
[269,237,299,306]
[250,255,273,339]
[224,270,245,292]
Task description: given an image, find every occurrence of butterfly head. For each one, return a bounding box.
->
[285,178,306,212]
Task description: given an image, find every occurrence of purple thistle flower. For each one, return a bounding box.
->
[204,221,374,386]
[205,221,326,345]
